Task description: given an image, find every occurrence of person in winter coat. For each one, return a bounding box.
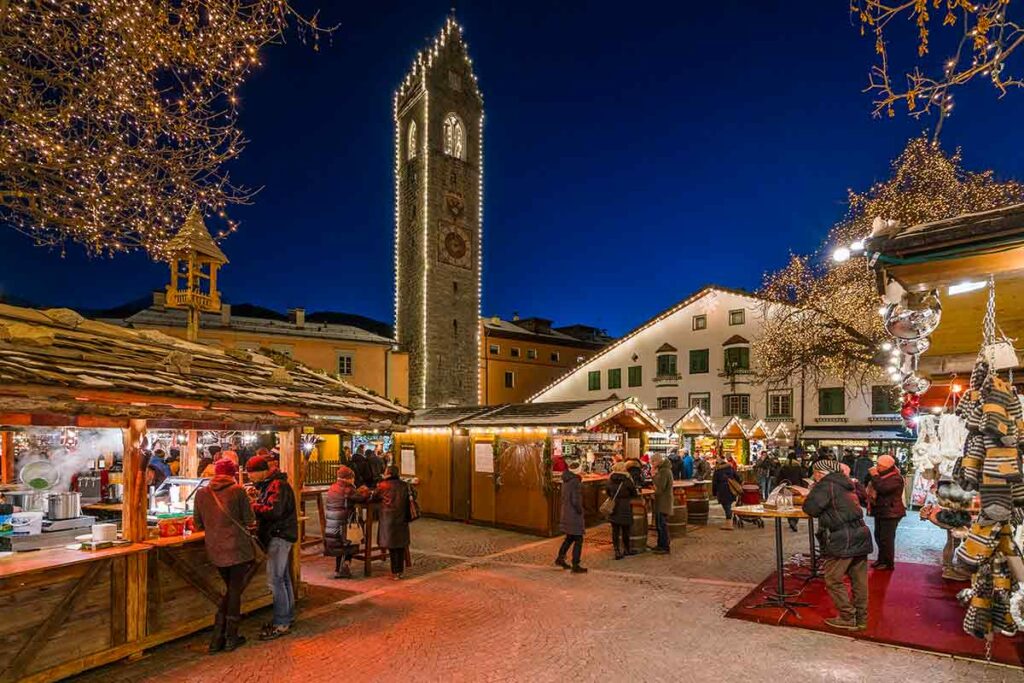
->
[606,462,639,559]
[651,454,673,553]
[372,466,412,579]
[193,459,255,653]
[554,461,588,573]
[851,451,873,486]
[247,455,298,641]
[368,448,386,485]
[753,451,775,498]
[693,454,712,481]
[776,453,806,531]
[324,465,369,579]
[667,450,683,480]
[841,449,857,473]
[624,456,644,488]
[711,458,741,531]
[350,445,376,489]
[867,454,905,570]
[681,450,695,480]
[802,458,873,631]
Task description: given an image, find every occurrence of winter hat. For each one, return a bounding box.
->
[246,455,270,472]
[214,459,238,477]
[878,454,896,470]
[568,459,583,474]
[813,459,841,475]
[336,465,355,481]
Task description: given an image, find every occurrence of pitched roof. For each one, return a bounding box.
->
[408,406,492,427]
[163,206,228,263]
[868,202,1024,260]
[460,397,663,431]
[0,303,408,430]
[529,285,766,401]
[482,317,609,350]
[722,334,749,346]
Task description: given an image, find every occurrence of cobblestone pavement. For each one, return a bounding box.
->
[72,508,1019,683]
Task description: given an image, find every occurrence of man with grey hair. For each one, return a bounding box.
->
[651,453,674,554]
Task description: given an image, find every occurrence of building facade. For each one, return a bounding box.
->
[480,316,611,404]
[104,293,409,406]
[531,286,910,455]
[394,17,483,409]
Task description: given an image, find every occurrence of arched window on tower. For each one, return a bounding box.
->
[442,113,466,160]
[407,121,417,160]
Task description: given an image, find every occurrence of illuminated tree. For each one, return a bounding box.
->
[852,0,1024,123]
[755,136,1024,387]
[0,1,331,256]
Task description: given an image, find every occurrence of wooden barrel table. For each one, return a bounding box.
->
[685,481,710,526]
[668,487,688,538]
[629,498,648,552]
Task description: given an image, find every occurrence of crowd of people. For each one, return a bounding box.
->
[191,440,414,653]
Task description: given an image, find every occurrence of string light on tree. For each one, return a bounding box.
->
[0,1,334,256]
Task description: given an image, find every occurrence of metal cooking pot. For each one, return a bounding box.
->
[106,484,124,503]
[46,492,81,520]
[1,488,44,512]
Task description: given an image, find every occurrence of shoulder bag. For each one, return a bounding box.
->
[600,481,624,517]
[209,487,266,565]
[727,476,744,497]
[408,484,421,522]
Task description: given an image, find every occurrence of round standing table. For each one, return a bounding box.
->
[731,505,811,619]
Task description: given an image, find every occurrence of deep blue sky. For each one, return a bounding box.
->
[3,1,1024,336]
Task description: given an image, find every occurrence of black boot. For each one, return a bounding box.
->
[208,612,226,654]
[554,556,571,569]
[571,564,588,574]
[223,616,246,652]
[613,539,623,560]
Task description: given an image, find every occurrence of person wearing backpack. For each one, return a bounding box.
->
[554,460,587,573]
[605,462,638,559]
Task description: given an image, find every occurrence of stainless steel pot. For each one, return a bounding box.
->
[46,492,81,520]
[1,488,44,512]
[106,484,124,503]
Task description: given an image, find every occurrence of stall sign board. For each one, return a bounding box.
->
[401,445,416,477]
[474,442,494,473]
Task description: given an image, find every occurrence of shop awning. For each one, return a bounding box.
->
[800,426,914,441]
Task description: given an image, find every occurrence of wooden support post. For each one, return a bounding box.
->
[278,428,302,596]
[1,431,12,484]
[122,419,148,543]
[183,430,199,478]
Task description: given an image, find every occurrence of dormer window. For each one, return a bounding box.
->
[655,343,678,378]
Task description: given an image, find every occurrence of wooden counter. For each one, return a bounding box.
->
[0,543,150,683]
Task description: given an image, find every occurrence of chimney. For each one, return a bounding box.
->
[512,311,520,321]
[288,307,305,328]
[220,303,231,325]
[152,290,166,308]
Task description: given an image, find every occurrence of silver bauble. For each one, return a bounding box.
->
[884,294,942,340]
[897,337,930,356]
[901,374,931,394]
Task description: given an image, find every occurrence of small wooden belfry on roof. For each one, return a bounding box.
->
[394,398,663,536]
[163,206,229,342]
[0,303,407,682]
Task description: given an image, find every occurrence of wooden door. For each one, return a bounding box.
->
[451,434,471,521]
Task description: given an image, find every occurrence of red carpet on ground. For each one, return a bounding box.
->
[725,560,1024,668]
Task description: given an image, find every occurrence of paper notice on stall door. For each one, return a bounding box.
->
[474,442,494,473]
[400,446,416,477]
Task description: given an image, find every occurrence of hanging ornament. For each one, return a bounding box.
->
[901,374,932,394]
[898,337,931,356]
[884,291,942,340]
[901,392,921,427]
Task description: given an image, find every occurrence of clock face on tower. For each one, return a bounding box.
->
[438,221,472,269]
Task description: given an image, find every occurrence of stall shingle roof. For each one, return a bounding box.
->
[0,303,408,430]
[869,202,1024,259]
[460,398,663,431]
[408,406,493,427]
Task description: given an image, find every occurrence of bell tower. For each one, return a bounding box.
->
[394,16,483,408]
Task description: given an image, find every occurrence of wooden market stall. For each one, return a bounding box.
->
[770,422,793,447]
[0,304,406,683]
[457,398,663,536]
[742,419,770,462]
[668,406,716,456]
[392,406,492,520]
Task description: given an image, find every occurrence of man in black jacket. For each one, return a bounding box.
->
[802,458,873,631]
[777,452,806,532]
[248,455,298,640]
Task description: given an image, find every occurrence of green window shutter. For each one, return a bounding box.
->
[628,365,642,387]
[608,368,622,389]
[588,371,601,391]
[871,385,899,414]
[819,388,845,415]
[689,349,709,374]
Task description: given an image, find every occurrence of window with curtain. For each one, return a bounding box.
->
[724,346,749,371]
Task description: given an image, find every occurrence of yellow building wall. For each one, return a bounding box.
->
[480,331,600,405]
[146,325,409,405]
